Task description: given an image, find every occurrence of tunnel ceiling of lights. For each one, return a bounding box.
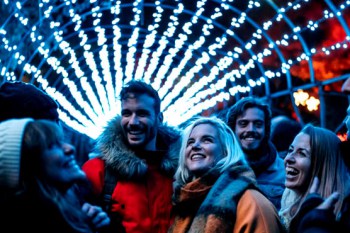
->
[1,0,350,139]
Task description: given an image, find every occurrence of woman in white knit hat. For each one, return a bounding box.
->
[0,118,110,233]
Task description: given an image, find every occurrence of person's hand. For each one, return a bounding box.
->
[310,177,340,211]
[82,202,110,230]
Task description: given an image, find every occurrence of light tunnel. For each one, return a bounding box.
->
[0,0,350,139]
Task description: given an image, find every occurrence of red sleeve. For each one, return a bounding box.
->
[82,158,105,195]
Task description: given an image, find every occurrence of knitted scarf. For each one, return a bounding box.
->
[245,141,277,176]
[169,162,257,233]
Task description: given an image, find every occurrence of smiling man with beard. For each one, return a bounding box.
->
[226,97,285,211]
[82,81,181,233]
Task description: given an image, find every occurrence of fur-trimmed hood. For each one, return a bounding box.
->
[95,116,181,180]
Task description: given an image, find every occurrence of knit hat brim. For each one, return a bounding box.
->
[0,118,34,189]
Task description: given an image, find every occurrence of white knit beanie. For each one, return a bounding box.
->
[0,118,34,189]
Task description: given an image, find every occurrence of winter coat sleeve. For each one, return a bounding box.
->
[234,189,286,233]
[295,209,336,233]
[289,193,337,233]
[82,157,105,196]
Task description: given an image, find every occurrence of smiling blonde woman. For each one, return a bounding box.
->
[168,116,286,233]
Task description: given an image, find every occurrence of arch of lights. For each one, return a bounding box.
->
[1,0,350,139]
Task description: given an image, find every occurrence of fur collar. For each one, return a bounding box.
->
[95,116,181,180]
[169,162,258,233]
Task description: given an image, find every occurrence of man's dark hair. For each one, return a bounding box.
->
[226,97,272,138]
[271,116,301,153]
[120,80,161,114]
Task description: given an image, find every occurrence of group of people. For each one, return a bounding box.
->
[0,79,349,233]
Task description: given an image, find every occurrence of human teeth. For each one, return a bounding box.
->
[286,167,298,175]
[191,154,204,159]
[130,131,141,134]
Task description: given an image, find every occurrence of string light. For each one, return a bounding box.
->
[0,0,349,138]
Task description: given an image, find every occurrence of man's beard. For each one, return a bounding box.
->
[127,126,158,150]
[242,137,269,161]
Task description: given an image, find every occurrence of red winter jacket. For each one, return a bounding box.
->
[82,116,180,233]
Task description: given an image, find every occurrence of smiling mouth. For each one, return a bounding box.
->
[191,154,205,160]
[243,137,256,141]
[128,130,143,135]
[286,167,299,176]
